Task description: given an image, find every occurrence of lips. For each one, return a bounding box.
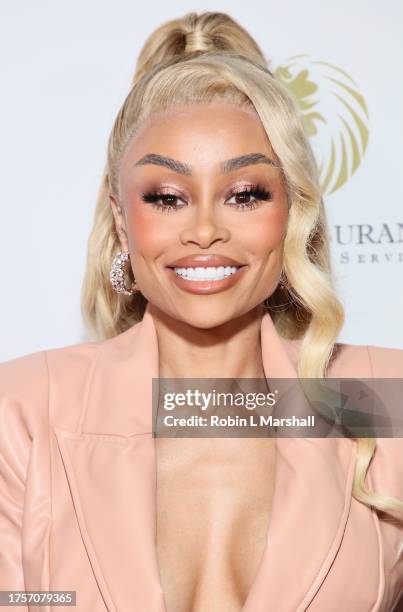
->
[167,264,247,295]
[167,254,244,268]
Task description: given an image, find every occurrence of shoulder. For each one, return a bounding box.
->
[325,342,403,378]
[285,338,403,377]
[0,349,48,396]
[0,340,101,392]
[365,344,403,377]
[0,340,101,432]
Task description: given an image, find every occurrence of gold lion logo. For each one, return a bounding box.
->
[275,55,369,195]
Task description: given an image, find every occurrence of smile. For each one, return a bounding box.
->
[174,266,240,281]
[167,265,247,295]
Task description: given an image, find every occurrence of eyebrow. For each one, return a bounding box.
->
[133,153,279,176]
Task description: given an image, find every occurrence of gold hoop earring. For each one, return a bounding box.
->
[109,251,139,295]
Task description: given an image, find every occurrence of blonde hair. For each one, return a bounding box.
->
[81,11,403,521]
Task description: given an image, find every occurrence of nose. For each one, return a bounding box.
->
[179,200,231,248]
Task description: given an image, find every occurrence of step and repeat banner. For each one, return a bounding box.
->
[1,0,402,359]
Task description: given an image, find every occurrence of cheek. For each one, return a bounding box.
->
[125,205,175,254]
[239,206,288,254]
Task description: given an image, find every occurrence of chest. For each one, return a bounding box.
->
[155,438,277,612]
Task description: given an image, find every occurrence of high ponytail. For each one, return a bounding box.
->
[133,12,268,85]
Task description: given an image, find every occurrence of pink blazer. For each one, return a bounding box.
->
[1,303,403,612]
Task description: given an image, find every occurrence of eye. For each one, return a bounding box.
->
[141,191,186,213]
[226,185,273,210]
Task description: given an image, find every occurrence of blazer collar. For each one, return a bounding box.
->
[54,303,357,611]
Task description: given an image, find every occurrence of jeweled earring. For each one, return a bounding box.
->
[109,250,138,295]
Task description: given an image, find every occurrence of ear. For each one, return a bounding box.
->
[109,194,129,252]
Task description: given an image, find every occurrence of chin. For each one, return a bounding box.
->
[184,315,231,330]
[171,301,250,330]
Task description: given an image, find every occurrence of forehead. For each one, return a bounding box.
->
[138,101,260,128]
[126,102,276,160]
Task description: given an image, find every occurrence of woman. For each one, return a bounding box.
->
[1,11,403,612]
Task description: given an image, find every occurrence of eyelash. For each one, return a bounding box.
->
[141,184,273,213]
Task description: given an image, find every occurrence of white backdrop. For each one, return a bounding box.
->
[1,0,402,361]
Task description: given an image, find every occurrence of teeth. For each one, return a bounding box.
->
[173,266,240,281]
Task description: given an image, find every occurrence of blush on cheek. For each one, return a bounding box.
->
[239,207,288,253]
[125,205,175,254]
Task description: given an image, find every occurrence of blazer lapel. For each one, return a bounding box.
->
[54,304,357,612]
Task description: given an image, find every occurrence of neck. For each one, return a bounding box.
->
[148,303,266,379]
